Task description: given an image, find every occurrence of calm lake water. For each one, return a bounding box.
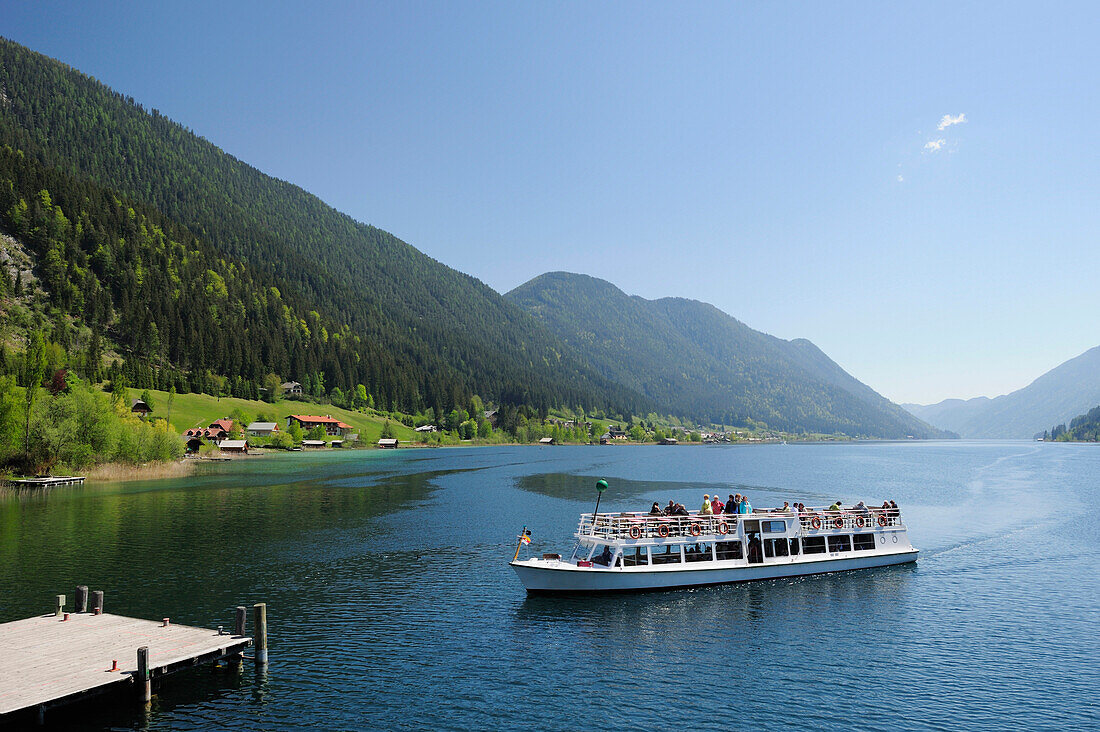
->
[2,442,1098,730]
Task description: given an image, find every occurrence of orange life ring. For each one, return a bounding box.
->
[629,525,642,540]
[689,523,702,537]
[657,524,670,538]
[878,515,888,527]
[717,522,729,535]
[810,516,822,530]
[833,517,844,530]
[855,516,866,529]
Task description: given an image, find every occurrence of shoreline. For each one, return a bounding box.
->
[15,437,954,488]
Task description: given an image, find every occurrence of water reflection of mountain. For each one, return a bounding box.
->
[0,461,488,622]
[514,473,788,507]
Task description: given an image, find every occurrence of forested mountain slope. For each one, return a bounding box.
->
[903,346,1100,438]
[0,37,647,416]
[507,272,948,437]
[1048,404,1100,442]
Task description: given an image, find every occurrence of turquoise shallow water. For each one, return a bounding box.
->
[1,442,1098,730]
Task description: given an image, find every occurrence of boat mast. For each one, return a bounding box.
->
[591,479,608,535]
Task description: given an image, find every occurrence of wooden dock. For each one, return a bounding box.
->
[0,593,264,724]
[4,476,86,488]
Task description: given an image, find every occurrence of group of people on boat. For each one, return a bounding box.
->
[649,493,756,517]
[645,497,901,517]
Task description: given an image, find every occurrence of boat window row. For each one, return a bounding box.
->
[606,533,880,566]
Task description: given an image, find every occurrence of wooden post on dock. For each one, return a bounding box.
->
[228,606,247,668]
[91,590,104,614]
[136,646,151,702]
[54,595,65,616]
[234,606,247,637]
[253,603,268,666]
[75,585,88,613]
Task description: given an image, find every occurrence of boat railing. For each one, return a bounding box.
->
[797,510,903,533]
[577,508,904,539]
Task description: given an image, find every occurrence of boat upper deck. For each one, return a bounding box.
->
[577,506,904,541]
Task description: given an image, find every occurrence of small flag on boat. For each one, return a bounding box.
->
[512,526,533,561]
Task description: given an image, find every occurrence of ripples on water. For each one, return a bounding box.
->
[1,443,1098,730]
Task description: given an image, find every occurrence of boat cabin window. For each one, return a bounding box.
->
[802,536,827,554]
[788,538,800,555]
[685,543,713,562]
[743,519,760,533]
[590,545,615,565]
[651,545,683,565]
[762,520,786,533]
[852,533,876,551]
[763,538,789,558]
[623,546,649,566]
[828,535,852,553]
[716,540,743,560]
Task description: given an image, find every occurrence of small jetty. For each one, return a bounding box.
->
[0,588,267,725]
[4,476,86,488]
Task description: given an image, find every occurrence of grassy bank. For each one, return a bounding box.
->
[83,459,195,482]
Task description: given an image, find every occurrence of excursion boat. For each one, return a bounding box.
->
[510,504,917,593]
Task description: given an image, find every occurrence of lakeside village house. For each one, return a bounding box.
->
[286,415,353,437]
[184,419,241,453]
[246,422,280,437]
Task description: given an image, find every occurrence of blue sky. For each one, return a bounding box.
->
[4,1,1097,404]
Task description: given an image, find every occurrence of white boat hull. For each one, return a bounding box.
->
[511,549,918,593]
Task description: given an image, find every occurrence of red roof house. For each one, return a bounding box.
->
[286,415,352,436]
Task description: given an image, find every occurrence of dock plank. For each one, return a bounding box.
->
[0,612,250,715]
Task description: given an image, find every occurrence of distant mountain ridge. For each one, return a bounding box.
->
[507,272,949,438]
[902,346,1100,438]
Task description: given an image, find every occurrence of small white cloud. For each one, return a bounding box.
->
[924,138,946,152]
[896,174,904,182]
[937,113,966,130]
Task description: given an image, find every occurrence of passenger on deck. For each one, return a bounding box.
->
[727,494,738,514]
[711,495,724,514]
[854,500,868,511]
[663,500,677,515]
[889,500,899,517]
[739,495,752,514]
[777,501,791,513]
[700,495,714,515]
[828,500,842,511]
[673,503,689,516]
[649,501,663,516]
